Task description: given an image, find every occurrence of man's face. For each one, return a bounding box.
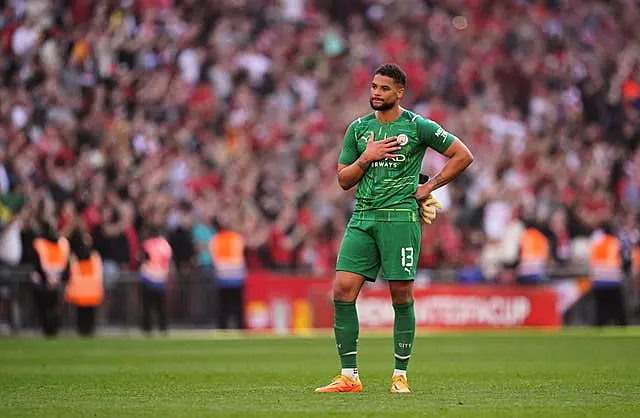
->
[369,74,404,111]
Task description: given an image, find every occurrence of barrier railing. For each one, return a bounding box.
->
[0,266,219,333]
[0,264,636,334]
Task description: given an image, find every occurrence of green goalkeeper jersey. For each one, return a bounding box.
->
[338,109,456,212]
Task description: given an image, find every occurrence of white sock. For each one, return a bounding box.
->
[393,369,407,379]
[341,368,359,381]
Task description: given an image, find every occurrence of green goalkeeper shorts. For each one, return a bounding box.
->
[336,209,422,281]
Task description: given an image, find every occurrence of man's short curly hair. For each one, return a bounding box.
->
[374,63,407,88]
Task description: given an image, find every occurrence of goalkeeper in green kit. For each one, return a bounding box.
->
[315,64,474,393]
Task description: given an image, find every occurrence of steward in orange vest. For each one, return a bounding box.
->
[515,219,550,285]
[210,228,246,329]
[31,221,69,337]
[590,222,627,326]
[66,231,103,337]
[632,244,640,292]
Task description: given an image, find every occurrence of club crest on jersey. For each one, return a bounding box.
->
[397,134,408,146]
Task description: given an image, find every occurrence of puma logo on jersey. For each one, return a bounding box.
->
[359,131,374,142]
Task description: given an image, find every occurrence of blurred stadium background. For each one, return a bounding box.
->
[0,0,639,335]
[2,1,640,417]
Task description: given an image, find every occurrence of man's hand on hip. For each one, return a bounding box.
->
[416,175,442,224]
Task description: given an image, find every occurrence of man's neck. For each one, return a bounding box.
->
[375,106,403,123]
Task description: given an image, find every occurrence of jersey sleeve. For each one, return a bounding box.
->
[338,121,360,165]
[416,117,456,154]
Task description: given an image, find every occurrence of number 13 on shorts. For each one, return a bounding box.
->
[401,247,414,274]
[376,220,421,281]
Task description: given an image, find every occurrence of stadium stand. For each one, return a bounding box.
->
[0,0,639,329]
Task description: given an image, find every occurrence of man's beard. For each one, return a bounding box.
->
[369,98,395,111]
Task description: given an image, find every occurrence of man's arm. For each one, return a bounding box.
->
[336,159,371,190]
[414,138,473,200]
[337,133,400,190]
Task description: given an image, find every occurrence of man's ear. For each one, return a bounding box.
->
[397,88,405,99]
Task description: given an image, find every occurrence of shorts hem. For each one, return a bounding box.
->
[381,276,415,281]
[335,269,377,282]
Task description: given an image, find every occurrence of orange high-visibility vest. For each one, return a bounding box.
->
[33,237,70,278]
[632,247,640,276]
[209,231,246,280]
[517,228,550,277]
[590,235,622,283]
[65,252,104,307]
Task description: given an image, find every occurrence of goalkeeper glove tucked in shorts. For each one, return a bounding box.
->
[419,195,442,224]
[418,174,442,225]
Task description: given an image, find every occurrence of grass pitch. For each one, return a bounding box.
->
[1,328,639,417]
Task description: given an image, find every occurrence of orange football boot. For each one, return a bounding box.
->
[314,375,363,393]
[390,375,411,393]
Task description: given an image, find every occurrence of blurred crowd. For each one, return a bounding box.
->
[0,0,639,282]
